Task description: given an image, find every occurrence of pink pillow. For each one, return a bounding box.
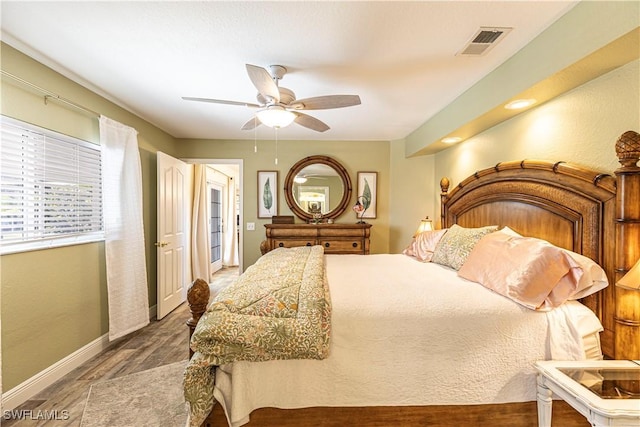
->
[561,249,609,299]
[496,227,608,299]
[458,231,583,311]
[402,229,448,262]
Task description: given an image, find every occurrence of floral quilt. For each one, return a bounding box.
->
[183,245,331,426]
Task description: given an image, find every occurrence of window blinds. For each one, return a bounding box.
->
[0,116,103,254]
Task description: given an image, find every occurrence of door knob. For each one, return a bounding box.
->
[155,241,169,247]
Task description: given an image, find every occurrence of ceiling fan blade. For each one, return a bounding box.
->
[182,96,260,108]
[246,64,280,103]
[294,112,330,132]
[241,116,262,131]
[289,95,361,110]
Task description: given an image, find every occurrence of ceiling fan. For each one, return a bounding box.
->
[183,64,361,133]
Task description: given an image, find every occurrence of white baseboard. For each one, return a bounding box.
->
[2,308,158,410]
[1,333,111,411]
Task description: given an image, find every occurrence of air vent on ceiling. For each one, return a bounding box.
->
[457,27,512,56]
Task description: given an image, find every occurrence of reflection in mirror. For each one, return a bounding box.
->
[284,156,352,221]
[293,164,344,214]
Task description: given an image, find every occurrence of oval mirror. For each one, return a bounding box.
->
[284,156,352,221]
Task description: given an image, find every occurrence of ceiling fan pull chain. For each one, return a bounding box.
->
[275,127,279,165]
[254,116,258,153]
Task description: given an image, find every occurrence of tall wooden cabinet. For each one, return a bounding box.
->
[261,223,372,255]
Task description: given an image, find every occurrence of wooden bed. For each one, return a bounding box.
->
[187,130,640,427]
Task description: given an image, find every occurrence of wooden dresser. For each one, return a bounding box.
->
[262,223,372,255]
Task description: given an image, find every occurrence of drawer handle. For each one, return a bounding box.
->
[352,242,358,248]
[306,242,312,246]
[324,242,330,248]
[278,242,284,247]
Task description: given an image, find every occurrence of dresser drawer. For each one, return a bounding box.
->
[318,239,364,254]
[272,239,315,249]
[263,223,371,255]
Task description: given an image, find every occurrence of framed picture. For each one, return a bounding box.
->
[356,171,377,219]
[257,171,278,218]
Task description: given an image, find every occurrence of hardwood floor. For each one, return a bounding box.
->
[3,267,238,427]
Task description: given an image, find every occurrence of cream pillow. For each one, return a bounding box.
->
[402,229,448,262]
[431,224,499,270]
[499,226,521,237]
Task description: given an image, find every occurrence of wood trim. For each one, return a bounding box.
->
[204,400,590,427]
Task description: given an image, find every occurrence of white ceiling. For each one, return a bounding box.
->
[1,1,578,142]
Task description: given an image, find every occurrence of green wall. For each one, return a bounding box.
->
[388,139,436,252]
[0,43,178,391]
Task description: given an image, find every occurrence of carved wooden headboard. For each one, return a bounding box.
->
[440,131,640,360]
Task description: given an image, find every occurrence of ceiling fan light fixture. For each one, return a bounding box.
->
[256,106,296,128]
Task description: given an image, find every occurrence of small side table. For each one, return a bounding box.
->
[535,360,640,427]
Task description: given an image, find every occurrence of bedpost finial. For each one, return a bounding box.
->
[188,278,210,306]
[615,130,640,168]
[187,278,210,329]
[440,177,450,194]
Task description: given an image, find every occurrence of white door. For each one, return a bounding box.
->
[209,183,224,275]
[157,151,188,319]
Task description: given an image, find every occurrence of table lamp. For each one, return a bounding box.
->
[616,257,640,360]
[414,216,433,236]
[617,258,640,291]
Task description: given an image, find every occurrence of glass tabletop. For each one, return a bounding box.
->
[559,367,640,399]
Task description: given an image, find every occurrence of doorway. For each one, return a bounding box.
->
[185,159,243,277]
[208,182,223,275]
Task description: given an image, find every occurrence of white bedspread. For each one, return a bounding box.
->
[213,254,603,427]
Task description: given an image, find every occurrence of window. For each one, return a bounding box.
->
[0,115,103,254]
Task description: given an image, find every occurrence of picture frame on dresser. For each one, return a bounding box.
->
[356,171,377,219]
[257,170,278,218]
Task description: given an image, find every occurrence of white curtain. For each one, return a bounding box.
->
[223,175,239,266]
[0,278,2,413]
[99,116,149,341]
[191,164,211,281]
